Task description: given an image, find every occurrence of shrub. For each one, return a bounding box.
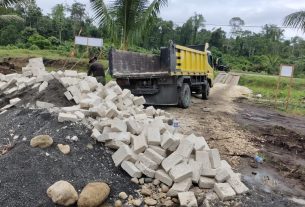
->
[29,45,40,50]
[28,34,51,49]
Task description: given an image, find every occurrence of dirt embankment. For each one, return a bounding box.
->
[165,81,305,206]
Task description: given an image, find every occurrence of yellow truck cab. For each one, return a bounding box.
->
[109,42,214,108]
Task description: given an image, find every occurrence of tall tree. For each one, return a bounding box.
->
[68,2,86,34]
[0,0,24,23]
[52,4,65,43]
[90,0,168,50]
[192,13,205,44]
[283,10,305,32]
[229,17,245,38]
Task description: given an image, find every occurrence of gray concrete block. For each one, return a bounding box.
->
[133,96,146,106]
[109,132,131,144]
[167,178,192,197]
[112,145,134,167]
[185,134,208,151]
[188,158,203,184]
[121,160,142,178]
[214,183,236,201]
[111,119,127,132]
[161,130,176,150]
[137,153,158,170]
[209,149,221,169]
[176,139,194,159]
[161,152,183,173]
[202,168,217,177]
[105,140,126,150]
[9,98,21,106]
[196,150,211,169]
[36,101,55,109]
[135,161,155,178]
[147,126,161,145]
[227,176,249,194]
[79,80,90,93]
[178,192,198,207]
[131,135,147,154]
[148,145,167,157]
[215,167,230,183]
[126,119,143,135]
[199,177,215,189]
[155,169,173,186]
[58,113,78,122]
[169,162,193,182]
[144,148,164,165]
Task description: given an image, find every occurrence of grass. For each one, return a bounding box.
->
[239,73,305,115]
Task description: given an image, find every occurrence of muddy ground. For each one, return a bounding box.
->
[165,82,305,206]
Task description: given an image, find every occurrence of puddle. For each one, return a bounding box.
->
[241,164,305,198]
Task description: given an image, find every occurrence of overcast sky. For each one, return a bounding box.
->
[36,0,305,39]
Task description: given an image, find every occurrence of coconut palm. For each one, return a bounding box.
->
[90,0,167,50]
[0,0,25,23]
[283,10,305,32]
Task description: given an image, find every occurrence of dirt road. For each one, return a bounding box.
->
[165,74,305,206]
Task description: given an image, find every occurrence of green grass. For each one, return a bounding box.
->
[239,73,305,115]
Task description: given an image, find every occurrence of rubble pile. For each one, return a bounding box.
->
[0,58,249,206]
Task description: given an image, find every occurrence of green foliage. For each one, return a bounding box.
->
[28,34,51,49]
[29,44,39,50]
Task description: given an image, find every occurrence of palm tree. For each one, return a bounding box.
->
[0,0,25,23]
[283,11,305,32]
[90,0,167,50]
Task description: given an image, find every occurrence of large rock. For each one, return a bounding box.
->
[30,135,53,148]
[78,182,110,207]
[47,180,78,206]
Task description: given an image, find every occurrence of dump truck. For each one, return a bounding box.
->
[109,43,214,108]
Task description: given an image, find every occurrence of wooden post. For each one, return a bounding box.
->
[275,75,281,108]
[285,66,295,110]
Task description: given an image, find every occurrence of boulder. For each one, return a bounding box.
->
[47,180,78,206]
[78,182,110,207]
[30,135,53,148]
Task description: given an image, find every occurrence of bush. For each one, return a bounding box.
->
[29,45,40,50]
[28,34,51,49]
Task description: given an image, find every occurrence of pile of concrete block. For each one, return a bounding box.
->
[0,58,55,112]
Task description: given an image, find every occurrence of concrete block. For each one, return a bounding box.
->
[84,76,99,90]
[67,85,81,104]
[91,128,102,140]
[0,82,7,90]
[161,130,178,150]
[4,87,17,95]
[121,160,142,178]
[135,161,155,178]
[0,104,13,111]
[227,176,249,194]
[111,119,127,132]
[112,145,134,167]
[167,178,192,197]
[63,91,73,101]
[121,89,131,99]
[79,80,90,93]
[147,126,161,145]
[188,158,203,184]
[109,132,131,144]
[185,134,208,151]
[151,118,166,134]
[145,106,156,116]
[112,85,122,95]
[133,96,146,106]
[105,140,126,150]
[78,72,87,79]
[215,167,230,182]
[199,177,215,189]
[148,145,167,157]
[196,150,211,169]
[126,119,143,135]
[209,149,221,169]
[169,162,193,182]
[64,70,78,77]
[144,148,164,165]
[202,168,217,178]
[18,84,26,90]
[176,139,194,159]
[214,183,236,201]
[155,169,173,186]
[168,133,182,151]
[9,98,21,106]
[36,101,55,109]
[105,107,119,118]
[131,135,147,154]
[74,111,85,119]
[178,192,198,207]
[134,113,148,120]
[105,90,118,102]
[38,81,48,92]
[58,113,78,122]
[137,153,158,170]
[105,80,117,88]
[161,152,183,173]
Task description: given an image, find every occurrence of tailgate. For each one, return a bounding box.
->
[109,49,171,78]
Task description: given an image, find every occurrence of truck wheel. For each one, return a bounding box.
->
[202,82,210,100]
[179,83,191,108]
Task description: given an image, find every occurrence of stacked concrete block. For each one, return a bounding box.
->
[178,192,198,207]
[147,126,161,145]
[167,178,192,197]
[214,183,236,201]
[58,113,78,122]
[155,169,173,186]
[199,177,215,189]
[121,161,142,178]
[131,135,147,154]
[169,162,192,182]
[112,145,134,167]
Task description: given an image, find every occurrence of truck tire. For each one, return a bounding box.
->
[202,82,210,100]
[179,83,191,108]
